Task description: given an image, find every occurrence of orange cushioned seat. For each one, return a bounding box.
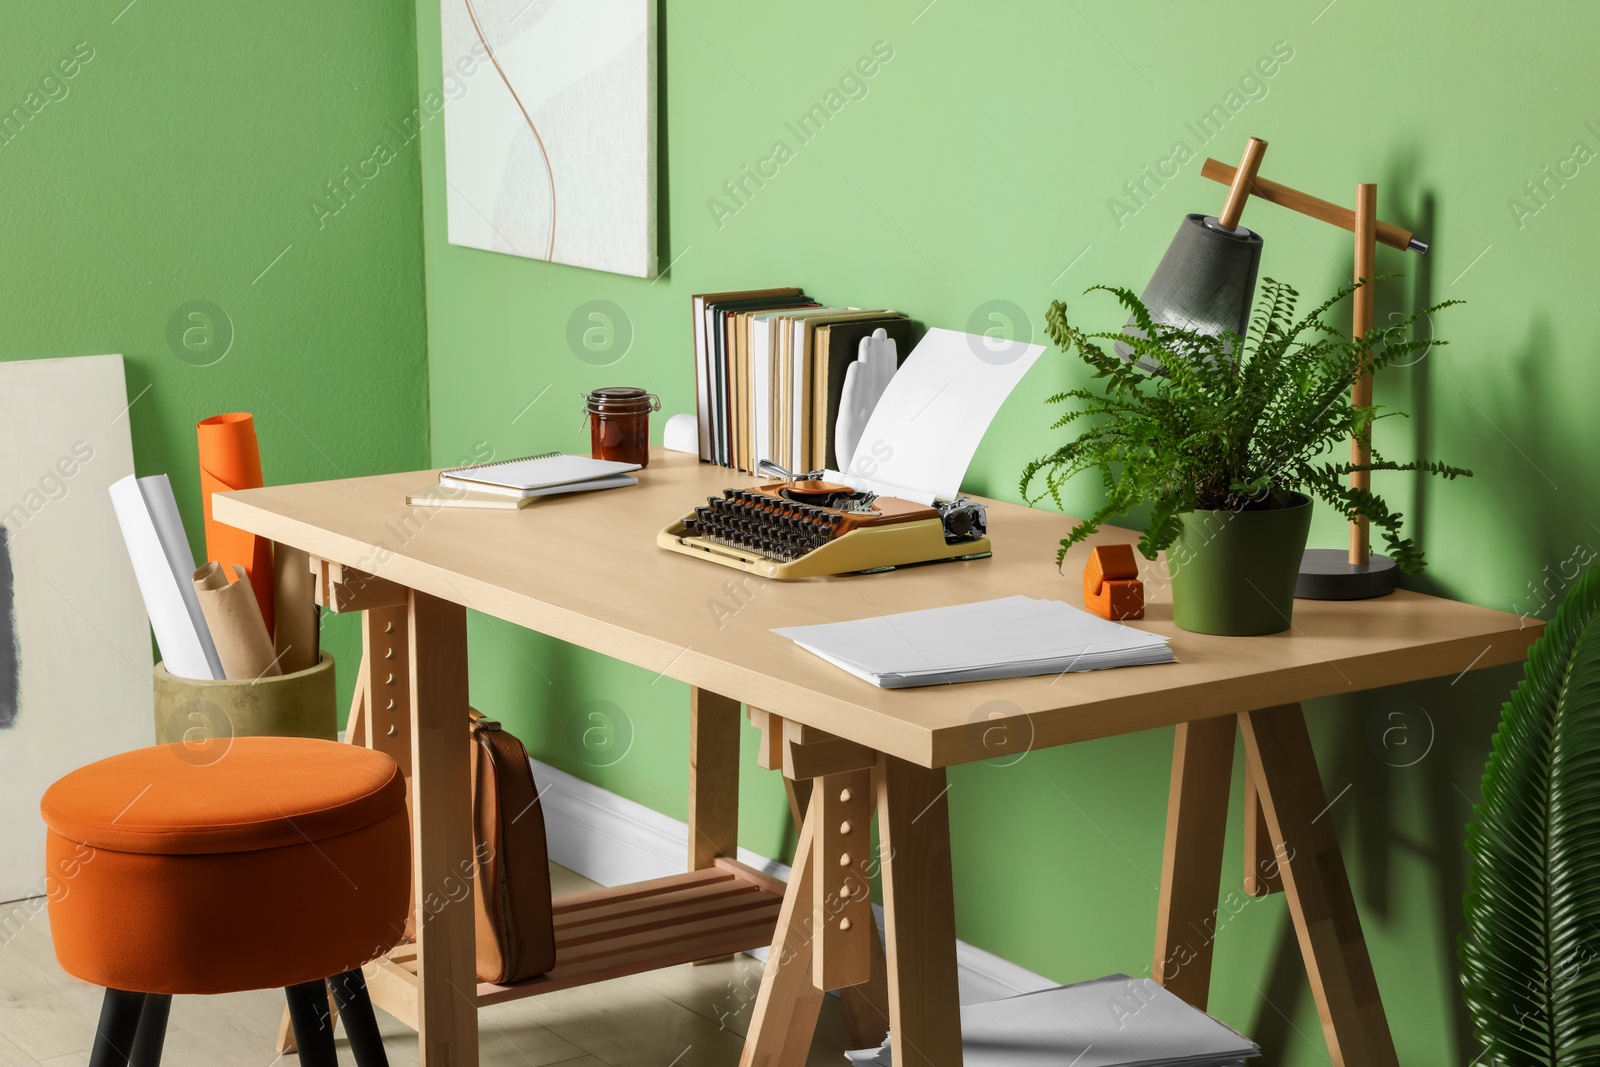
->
[41,736,410,997]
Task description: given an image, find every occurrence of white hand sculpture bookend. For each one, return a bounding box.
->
[834,327,898,473]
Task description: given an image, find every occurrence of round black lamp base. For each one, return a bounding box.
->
[1295,548,1399,600]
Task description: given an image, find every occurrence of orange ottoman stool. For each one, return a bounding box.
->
[41,736,410,1067]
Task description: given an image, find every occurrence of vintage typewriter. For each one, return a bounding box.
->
[658,471,991,579]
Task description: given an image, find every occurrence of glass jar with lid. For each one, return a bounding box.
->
[585,386,660,467]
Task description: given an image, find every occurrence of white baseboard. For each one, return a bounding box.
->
[529,757,1055,1005]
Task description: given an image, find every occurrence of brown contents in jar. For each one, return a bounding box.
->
[586,386,660,467]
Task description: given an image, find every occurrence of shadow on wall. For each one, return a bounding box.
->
[775,786,800,867]
[1470,315,1595,600]
[1245,152,1576,1057]
[0,527,16,729]
[1393,183,1437,586]
[1246,661,1521,1061]
[1245,173,1590,1055]
[655,0,672,282]
[1332,151,1443,595]
[473,615,575,765]
[1370,161,1593,606]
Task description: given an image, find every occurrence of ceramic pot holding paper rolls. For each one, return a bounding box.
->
[152,651,337,745]
[586,386,659,467]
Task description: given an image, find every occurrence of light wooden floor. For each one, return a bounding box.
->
[0,864,855,1067]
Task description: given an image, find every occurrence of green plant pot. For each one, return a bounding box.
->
[1168,494,1313,636]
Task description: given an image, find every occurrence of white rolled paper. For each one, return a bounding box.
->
[109,474,224,681]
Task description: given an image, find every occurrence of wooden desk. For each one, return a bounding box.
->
[217,450,1538,1067]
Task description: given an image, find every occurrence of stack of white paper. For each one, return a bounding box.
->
[846,974,1258,1066]
[773,597,1172,688]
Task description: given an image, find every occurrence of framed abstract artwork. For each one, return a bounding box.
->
[441,0,657,278]
[0,355,152,901]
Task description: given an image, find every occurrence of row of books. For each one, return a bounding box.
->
[691,287,916,474]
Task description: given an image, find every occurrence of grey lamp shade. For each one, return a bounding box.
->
[1116,213,1264,370]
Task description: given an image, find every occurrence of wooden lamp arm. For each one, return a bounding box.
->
[1201,157,1428,254]
[1217,137,1269,230]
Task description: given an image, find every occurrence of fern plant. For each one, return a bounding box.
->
[1462,565,1600,1066]
[1019,278,1469,567]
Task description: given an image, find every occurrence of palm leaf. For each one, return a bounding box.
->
[1461,564,1600,1065]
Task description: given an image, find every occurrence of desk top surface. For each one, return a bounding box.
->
[216,450,1539,767]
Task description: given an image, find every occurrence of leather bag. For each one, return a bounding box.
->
[469,709,557,983]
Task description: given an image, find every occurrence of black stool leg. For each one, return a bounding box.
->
[129,993,171,1067]
[89,989,147,1067]
[284,980,339,1067]
[329,969,390,1067]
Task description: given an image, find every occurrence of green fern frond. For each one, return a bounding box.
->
[1461,565,1600,1066]
[1022,278,1469,566]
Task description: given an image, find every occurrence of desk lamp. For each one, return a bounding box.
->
[1125,136,1430,599]
[1115,138,1268,368]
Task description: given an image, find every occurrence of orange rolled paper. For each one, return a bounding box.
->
[197,412,274,633]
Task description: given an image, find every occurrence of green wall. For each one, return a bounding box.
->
[19,0,1581,1061]
[412,3,1600,1061]
[3,1,432,710]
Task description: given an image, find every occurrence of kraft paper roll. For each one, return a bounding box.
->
[197,412,274,634]
[193,561,282,680]
[272,545,319,675]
